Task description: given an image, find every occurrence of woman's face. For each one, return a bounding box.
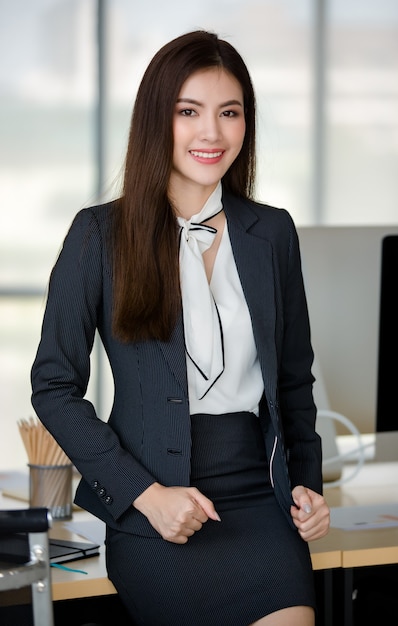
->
[169,67,246,202]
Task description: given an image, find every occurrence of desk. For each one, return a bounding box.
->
[51,547,115,602]
[49,516,116,602]
[320,431,398,625]
[1,432,398,626]
[325,461,398,569]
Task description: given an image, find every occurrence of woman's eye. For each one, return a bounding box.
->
[221,110,237,118]
[180,108,196,116]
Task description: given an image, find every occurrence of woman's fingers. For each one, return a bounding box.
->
[290,485,330,541]
[191,487,221,522]
[133,483,220,543]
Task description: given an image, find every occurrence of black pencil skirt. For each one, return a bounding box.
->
[106,412,316,625]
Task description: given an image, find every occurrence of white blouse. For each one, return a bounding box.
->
[186,218,264,416]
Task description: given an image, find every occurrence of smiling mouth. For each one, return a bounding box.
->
[189,150,223,159]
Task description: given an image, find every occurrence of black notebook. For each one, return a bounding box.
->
[48,538,100,564]
[0,534,100,565]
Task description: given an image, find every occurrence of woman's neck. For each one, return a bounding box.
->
[168,181,220,220]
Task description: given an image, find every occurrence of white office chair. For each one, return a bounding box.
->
[313,358,365,487]
[312,357,344,482]
[0,507,54,626]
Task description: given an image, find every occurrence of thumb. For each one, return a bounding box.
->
[193,491,221,522]
[292,485,312,514]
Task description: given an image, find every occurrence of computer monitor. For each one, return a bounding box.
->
[376,235,398,432]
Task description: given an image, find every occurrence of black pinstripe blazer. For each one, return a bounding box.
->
[31,191,322,535]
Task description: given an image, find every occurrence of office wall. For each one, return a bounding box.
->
[298,224,398,433]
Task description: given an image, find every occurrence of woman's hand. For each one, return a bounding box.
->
[133,482,221,544]
[290,485,330,541]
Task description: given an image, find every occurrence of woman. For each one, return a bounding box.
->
[31,30,330,625]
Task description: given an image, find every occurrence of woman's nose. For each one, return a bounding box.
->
[198,114,222,142]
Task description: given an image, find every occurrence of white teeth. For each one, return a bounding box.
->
[190,150,222,159]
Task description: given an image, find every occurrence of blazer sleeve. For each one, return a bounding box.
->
[277,212,323,494]
[31,208,156,522]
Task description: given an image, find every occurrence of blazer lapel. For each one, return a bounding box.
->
[223,194,278,400]
[157,312,188,394]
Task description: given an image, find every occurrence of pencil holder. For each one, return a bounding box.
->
[29,463,73,520]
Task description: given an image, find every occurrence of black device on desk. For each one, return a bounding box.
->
[0,533,99,566]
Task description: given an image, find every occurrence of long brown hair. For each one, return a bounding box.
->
[112,30,256,342]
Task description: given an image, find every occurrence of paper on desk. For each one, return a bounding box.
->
[330,503,398,530]
[63,519,106,546]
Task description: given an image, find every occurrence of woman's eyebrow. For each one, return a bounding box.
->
[176,98,243,108]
